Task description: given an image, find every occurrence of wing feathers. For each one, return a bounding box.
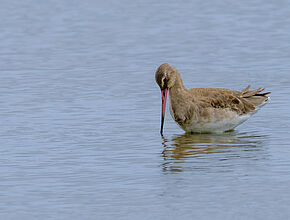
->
[189,85,270,115]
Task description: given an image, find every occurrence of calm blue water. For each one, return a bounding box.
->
[1,0,290,219]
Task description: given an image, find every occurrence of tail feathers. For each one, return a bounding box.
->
[240,85,271,98]
[254,91,271,96]
[240,85,270,108]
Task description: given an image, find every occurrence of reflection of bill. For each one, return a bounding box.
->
[161,132,267,172]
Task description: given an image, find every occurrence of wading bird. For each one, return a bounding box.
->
[155,63,270,135]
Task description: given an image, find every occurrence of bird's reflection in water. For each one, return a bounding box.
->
[161,131,266,172]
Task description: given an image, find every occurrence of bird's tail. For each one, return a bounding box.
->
[240,85,271,107]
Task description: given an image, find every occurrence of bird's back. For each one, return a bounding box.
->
[188,85,270,115]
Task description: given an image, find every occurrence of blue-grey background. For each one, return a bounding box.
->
[0,0,290,219]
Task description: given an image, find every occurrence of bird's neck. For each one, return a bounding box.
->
[169,73,187,99]
[168,74,195,127]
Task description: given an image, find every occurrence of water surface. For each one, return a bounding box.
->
[1,0,290,219]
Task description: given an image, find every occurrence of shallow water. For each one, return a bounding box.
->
[1,0,290,219]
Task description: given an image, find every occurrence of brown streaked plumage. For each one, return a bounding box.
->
[155,63,270,135]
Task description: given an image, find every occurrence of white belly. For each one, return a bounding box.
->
[183,113,251,133]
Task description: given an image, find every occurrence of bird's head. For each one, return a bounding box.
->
[155,63,178,136]
[155,63,178,90]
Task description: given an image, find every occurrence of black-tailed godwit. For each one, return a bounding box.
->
[155,63,270,135]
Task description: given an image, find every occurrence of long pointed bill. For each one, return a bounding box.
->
[160,88,168,136]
